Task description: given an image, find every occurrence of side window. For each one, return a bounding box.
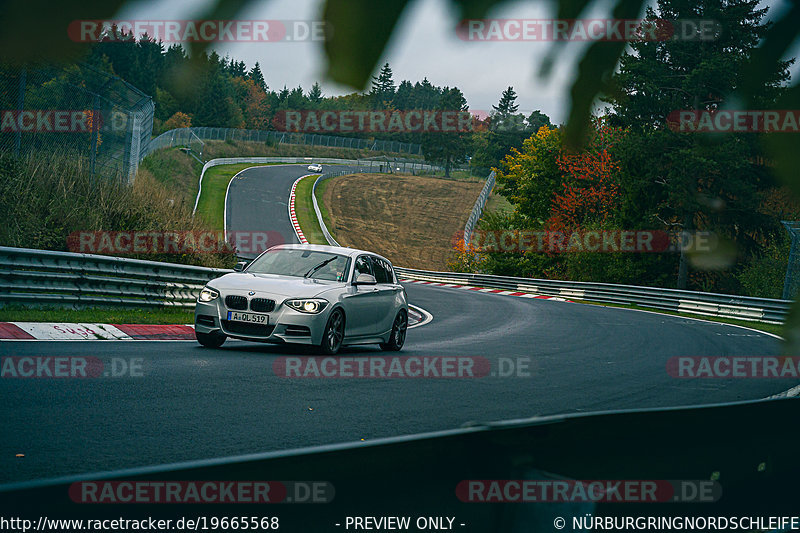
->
[354,255,373,280]
[383,261,394,283]
[369,257,392,284]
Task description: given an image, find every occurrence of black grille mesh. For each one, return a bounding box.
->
[250,298,276,312]
[225,295,248,310]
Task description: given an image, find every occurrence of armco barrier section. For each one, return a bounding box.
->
[392,267,791,323]
[312,172,341,247]
[0,247,230,308]
[0,246,791,322]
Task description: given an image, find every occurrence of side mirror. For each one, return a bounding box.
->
[353,273,377,286]
[233,261,248,272]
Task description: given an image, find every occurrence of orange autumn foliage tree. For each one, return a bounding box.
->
[162,111,192,131]
[451,121,626,271]
[546,123,623,233]
[447,239,486,272]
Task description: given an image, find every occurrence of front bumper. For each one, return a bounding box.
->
[194,297,332,345]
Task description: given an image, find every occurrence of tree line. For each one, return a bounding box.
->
[74,34,552,174]
[4,0,793,297]
[455,0,798,297]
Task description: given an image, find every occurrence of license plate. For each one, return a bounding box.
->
[227,311,269,324]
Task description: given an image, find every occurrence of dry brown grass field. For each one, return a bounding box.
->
[323,173,483,270]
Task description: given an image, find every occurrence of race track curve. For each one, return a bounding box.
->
[0,164,789,485]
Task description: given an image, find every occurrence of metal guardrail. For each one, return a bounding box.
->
[393,267,791,324]
[464,170,495,246]
[0,246,791,323]
[0,247,231,308]
[312,171,342,247]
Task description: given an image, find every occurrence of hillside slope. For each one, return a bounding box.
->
[323,173,483,270]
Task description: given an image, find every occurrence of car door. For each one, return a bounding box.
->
[341,255,383,338]
[368,256,401,334]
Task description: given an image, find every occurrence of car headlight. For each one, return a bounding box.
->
[284,298,328,314]
[198,286,220,302]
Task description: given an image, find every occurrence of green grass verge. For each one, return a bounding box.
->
[484,191,513,214]
[139,147,203,206]
[0,305,195,325]
[573,299,784,337]
[294,174,327,244]
[194,163,283,230]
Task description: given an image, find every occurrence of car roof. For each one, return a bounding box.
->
[269,244,393,264]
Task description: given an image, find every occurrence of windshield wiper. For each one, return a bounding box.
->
[304,257,337,278]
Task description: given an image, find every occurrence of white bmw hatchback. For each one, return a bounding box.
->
[194,244,408,354]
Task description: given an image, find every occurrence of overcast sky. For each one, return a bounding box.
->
[116,0,799,124]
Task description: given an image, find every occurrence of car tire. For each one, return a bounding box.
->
[380,310,407,351]
[196,331,226,348]
[320,309,345,355]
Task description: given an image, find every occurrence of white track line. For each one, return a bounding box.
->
[408,304,433,329]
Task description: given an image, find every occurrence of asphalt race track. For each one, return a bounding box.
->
[225,164,373,258]
[0,164,790,485]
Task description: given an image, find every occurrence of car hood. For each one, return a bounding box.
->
[208,272,344,298]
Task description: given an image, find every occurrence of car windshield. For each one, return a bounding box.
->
[246,248,349,282]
